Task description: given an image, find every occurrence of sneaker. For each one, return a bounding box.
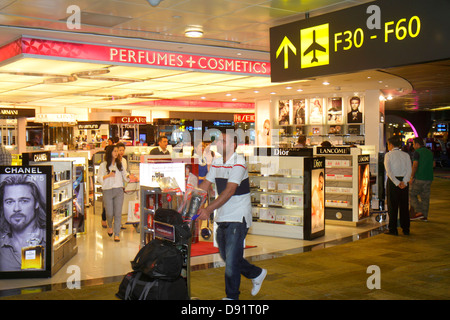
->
[410,213,424,220]
[251,269,267,296]
[420,217,428,222]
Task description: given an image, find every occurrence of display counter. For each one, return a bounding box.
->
[313,146,372,225]
[248,147,325,240]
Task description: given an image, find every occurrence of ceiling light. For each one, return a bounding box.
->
[297,89,303,92]
[185,27,204,38]
[285,86,292,90]
[147,0,164,6]
[322,81,330,85]
[270,92,276,95]
[253,90,259,93]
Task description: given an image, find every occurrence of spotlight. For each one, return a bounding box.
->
[185,27,204,38]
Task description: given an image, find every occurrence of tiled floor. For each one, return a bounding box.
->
[0,204,386,296]
[1,171,449,301]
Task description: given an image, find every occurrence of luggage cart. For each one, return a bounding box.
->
[139,186,193,299]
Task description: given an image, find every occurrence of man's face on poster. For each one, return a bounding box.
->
[350,98,360,111]
[3,185,37,232]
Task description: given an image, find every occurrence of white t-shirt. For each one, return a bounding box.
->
[97,161,129,190]
[206,152,252,228]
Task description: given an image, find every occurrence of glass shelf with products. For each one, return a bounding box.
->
[313,146,371,225]
[247,147,325,240]
[35,160,78,275]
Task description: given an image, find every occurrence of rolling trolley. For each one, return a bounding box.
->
[139,186,194,299]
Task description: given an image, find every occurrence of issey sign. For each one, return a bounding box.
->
[270,0,450,82]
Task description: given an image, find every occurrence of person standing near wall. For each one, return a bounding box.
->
[409,137,435,222]
[384,137,412,235]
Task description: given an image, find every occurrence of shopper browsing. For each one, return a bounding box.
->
[97,145,130,242]
[384,137,412,235]
[409,137,435,221]
[197,133,267,300]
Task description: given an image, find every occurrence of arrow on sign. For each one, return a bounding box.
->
[276,36,297,69]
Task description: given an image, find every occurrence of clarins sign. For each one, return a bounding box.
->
[110,116,147,124]
[0,37,270,76]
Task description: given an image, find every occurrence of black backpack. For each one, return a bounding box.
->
[130,238,183,281]
[116,271,188,300]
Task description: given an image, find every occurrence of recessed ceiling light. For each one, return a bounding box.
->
[297,89,303,92]
[185,27,204,38]
[232,98,237,101]
[270,92,276,95]
[253,90,259,93]
[226,93,232,96]
[323,81,330,85]
[286,86,292,90]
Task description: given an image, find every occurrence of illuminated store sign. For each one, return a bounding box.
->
[234,114,255,123]
[0,37,270,76]
[0,108,35,118]
[35,113,76,123]
[110,116,147,124]
[270,0,450,82]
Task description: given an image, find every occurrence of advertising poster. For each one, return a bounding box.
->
[0,166,52,278]
[278,100,290,125]
[292,99,306,125]
[309,98,324,124]
[327,97,343,125]
[73,165,85,234]
[358,155,371,220]
[303,157,325,240]
[311,167,325,234]
[347,96,364,124]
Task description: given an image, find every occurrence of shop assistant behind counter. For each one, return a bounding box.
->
[150,136,171,155]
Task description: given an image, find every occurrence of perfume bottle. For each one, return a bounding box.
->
[21,235,45,270]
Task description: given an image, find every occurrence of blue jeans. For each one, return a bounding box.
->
[216,219,262,300]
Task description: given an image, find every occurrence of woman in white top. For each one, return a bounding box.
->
[97,145,129,241]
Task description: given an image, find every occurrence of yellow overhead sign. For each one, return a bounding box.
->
[300,23,329,69]
[276,36,297,69]
[270,0,450,83]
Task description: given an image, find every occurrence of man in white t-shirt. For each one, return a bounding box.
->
[197,133,267,300]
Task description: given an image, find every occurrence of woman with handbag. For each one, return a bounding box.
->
[98,145,130,242]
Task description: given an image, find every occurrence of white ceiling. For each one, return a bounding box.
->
[0,0,447,114]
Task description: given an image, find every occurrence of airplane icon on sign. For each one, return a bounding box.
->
[303,30,326,63]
